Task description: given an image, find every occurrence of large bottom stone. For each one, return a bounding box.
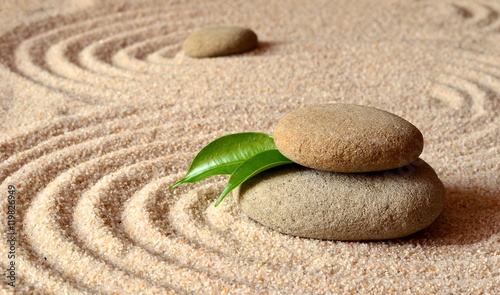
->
[234,159,446,240]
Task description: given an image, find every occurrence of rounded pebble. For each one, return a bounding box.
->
[274,103,424,172]
[235,159,446,240]
[183,26,258,58]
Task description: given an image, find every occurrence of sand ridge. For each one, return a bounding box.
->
[0,0,499,294]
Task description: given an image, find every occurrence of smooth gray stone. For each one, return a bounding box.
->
[235,159,446,240]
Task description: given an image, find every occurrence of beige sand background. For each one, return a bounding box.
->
[1,0,499,294]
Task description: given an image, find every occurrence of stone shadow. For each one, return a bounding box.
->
[399,185,499,246]
[244,41,286,56]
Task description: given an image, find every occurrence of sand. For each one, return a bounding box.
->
[0,0,498,294]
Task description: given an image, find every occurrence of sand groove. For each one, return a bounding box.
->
[451,0,500,31]
[427,47,500,139]
[2,2,233,103]
[1,0,499,294]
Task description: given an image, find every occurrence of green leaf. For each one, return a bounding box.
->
[214,149,293,207]
[169,132,276,189]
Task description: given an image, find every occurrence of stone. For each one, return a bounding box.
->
[183,26,258,58]
[274,103,424,172]
[235,159,446,240]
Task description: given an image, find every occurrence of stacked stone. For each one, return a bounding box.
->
[235,104,446,240]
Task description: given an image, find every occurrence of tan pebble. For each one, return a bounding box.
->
[183,26,258,58]
[274,103,424,172]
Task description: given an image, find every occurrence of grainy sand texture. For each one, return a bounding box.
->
[1,0,499,294]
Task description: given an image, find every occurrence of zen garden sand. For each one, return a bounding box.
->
[1,0,499,294]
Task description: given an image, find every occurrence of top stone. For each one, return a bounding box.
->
[183,26,258,58]
[274,103,424,172]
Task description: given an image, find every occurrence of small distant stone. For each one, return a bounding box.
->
[183,26,258,58]
[235,160,446,240]
[274,103,424,173]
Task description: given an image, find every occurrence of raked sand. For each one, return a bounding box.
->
[0,0,499,294]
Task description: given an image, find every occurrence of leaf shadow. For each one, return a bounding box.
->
[399,185,500,246]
